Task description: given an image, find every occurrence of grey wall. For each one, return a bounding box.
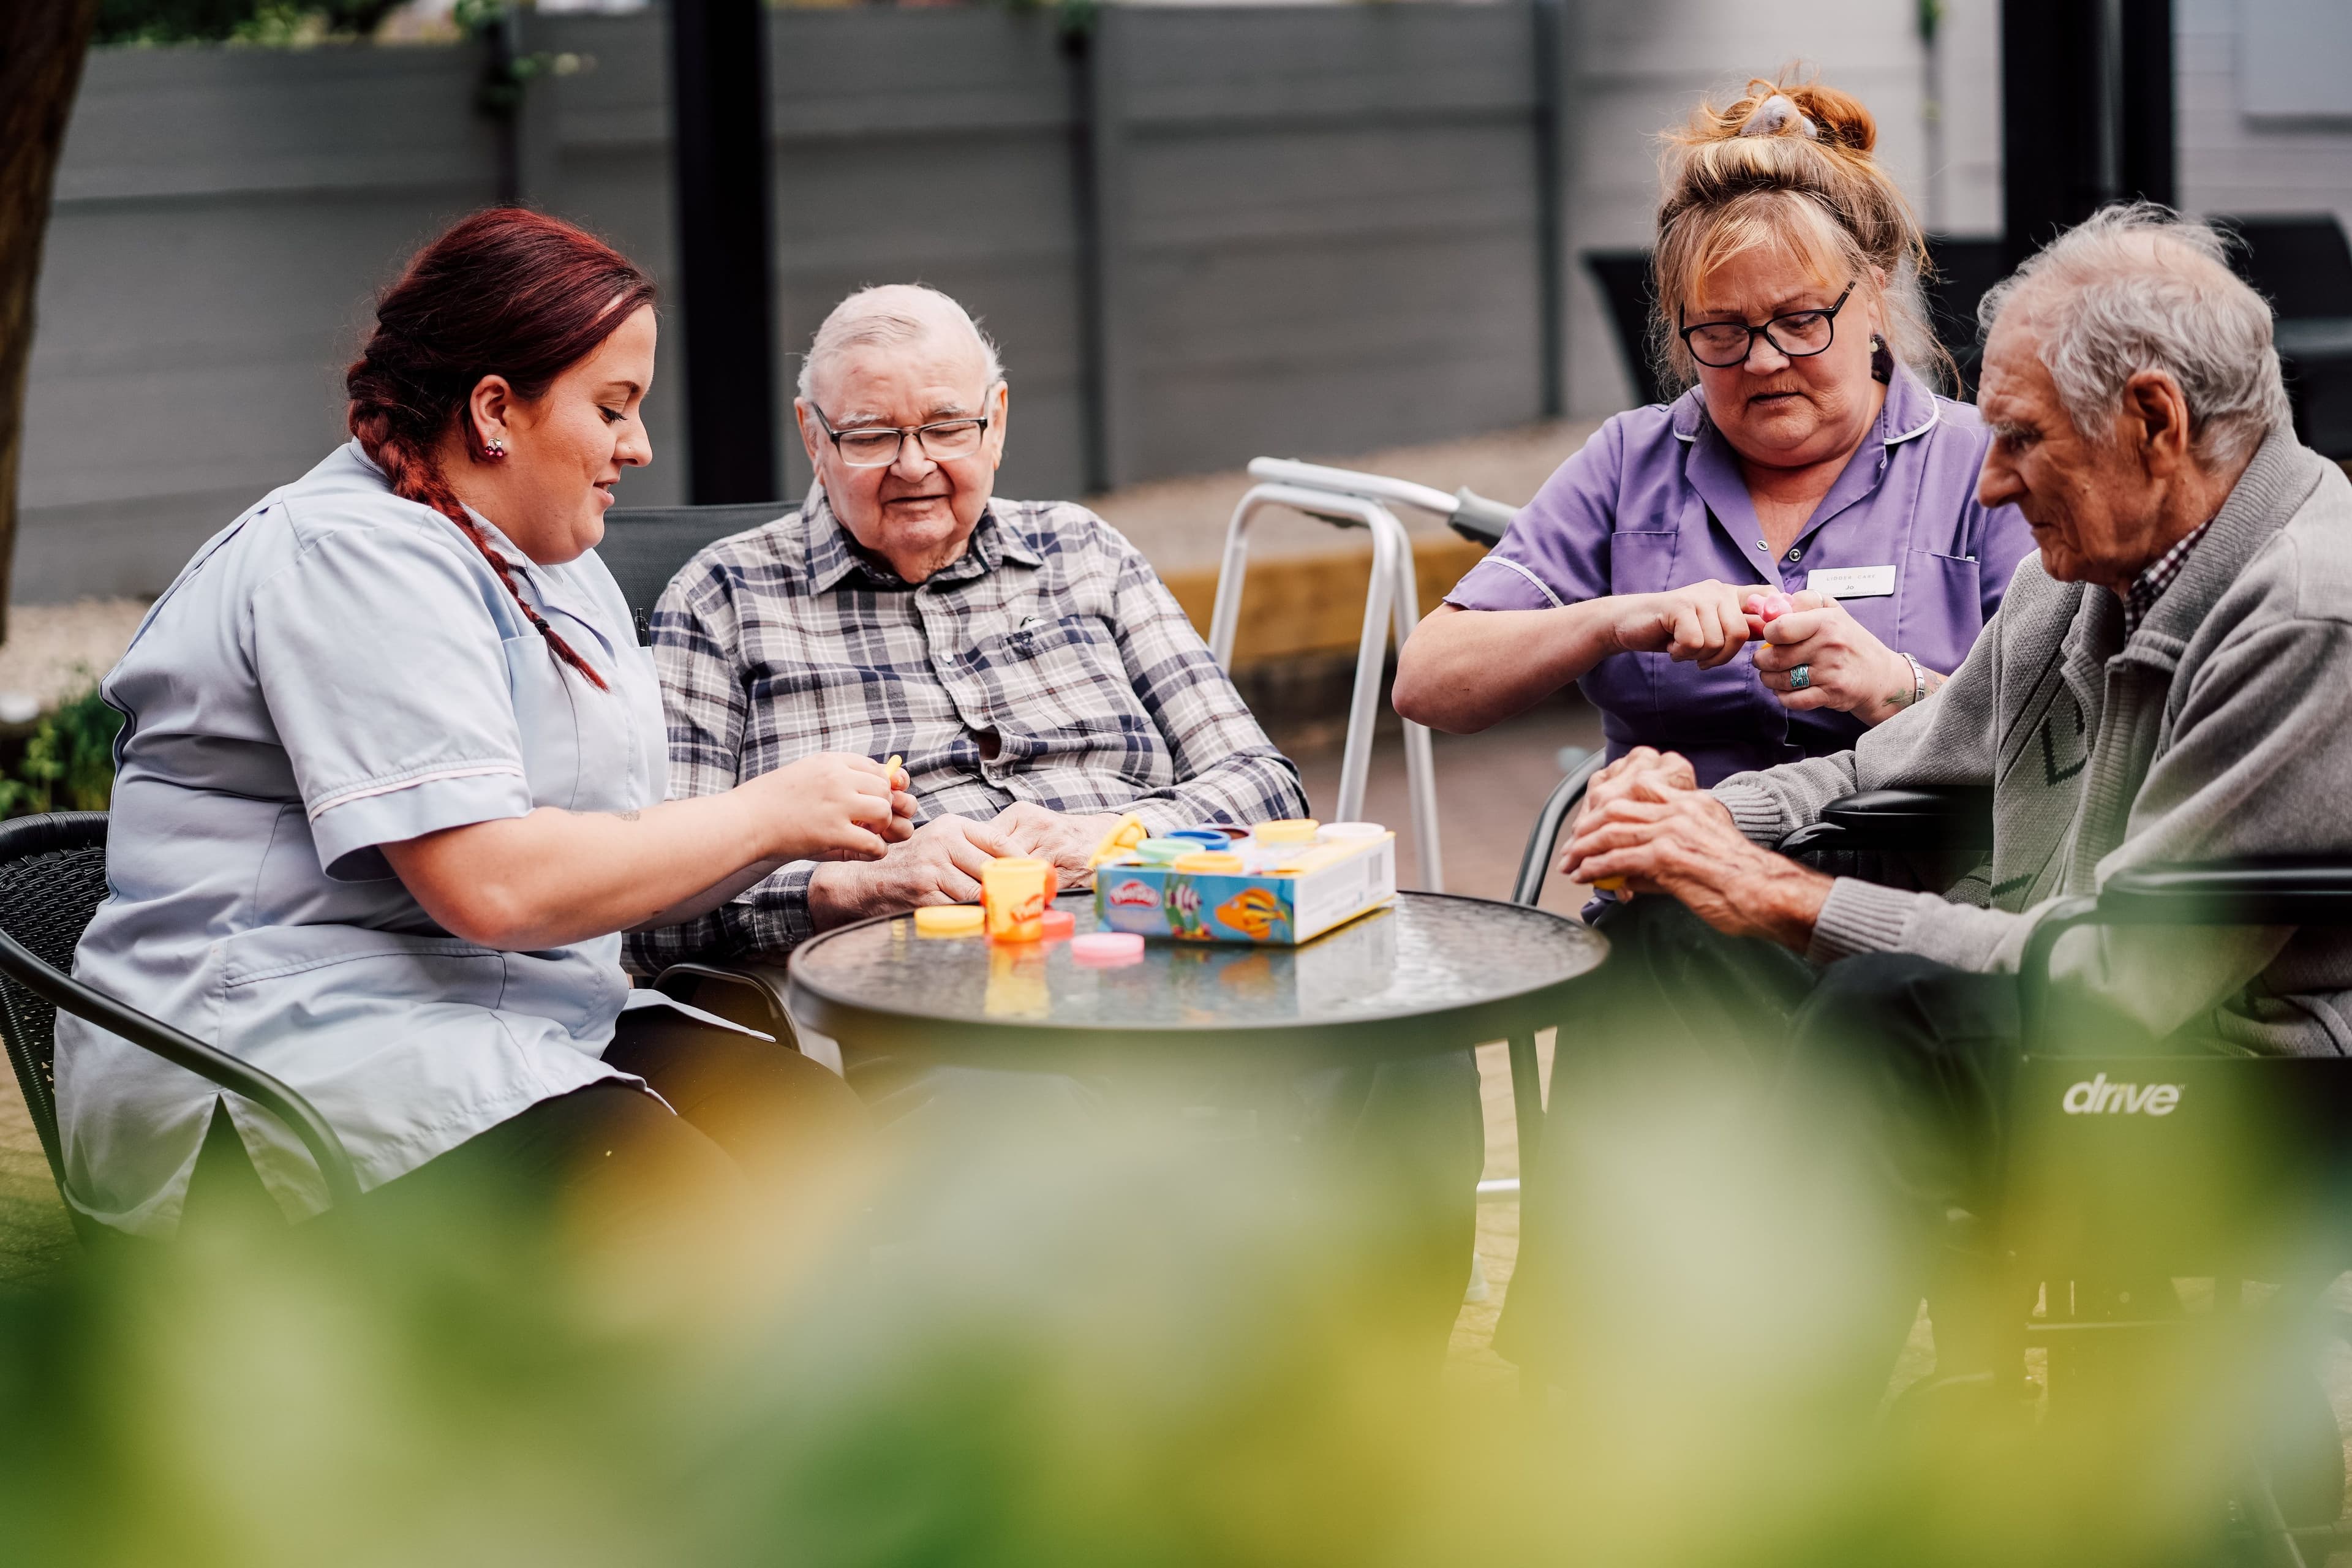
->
[20,43,502,601]
[2176,0,2352,235]
[1556,0,1958,416]
[19,4,1565,601]
[26,1,2336,604]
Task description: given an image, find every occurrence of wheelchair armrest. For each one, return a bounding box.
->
[1776,786,1994,857]
[2094,858,2352,926]
[651,961,802,1050]
[0,929,362,1209]
[2018,858,2352,1053]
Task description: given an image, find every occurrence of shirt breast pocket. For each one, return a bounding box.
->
[1900,548,1985,673]
[1606,530,1683,597]
[503,633,582,811]
[974,614,1139,739]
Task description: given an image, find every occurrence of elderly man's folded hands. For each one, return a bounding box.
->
[985,802,1128,889]
[804,802,1129,929]
[1561,747,1833,951]
[808,813,1019,927]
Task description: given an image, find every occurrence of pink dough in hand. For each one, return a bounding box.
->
[1745,591,1796,623]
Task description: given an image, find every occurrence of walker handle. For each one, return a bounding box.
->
[1447,487,1519,546]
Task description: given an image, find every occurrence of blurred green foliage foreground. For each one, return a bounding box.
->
[0,1082,2337,1568]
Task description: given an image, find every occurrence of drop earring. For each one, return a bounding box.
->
[1869,332,1894,384]
[484,436,508,459]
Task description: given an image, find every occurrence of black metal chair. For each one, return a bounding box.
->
[595,503,813,1043]
[0,813,361,1243]
[1800,786,2352,1562]
[1585,251,1666,409]
[598,502,794,644]
[2217,214,2352,461]
[1923,235,2008,398]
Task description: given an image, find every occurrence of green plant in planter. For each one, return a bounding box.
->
[0,684,124,818]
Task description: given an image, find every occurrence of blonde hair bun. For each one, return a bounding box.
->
[1702,79,1879,154]
[1649,71,1947,392]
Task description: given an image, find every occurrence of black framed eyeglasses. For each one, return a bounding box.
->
[809,401,993,468]
[1678,282,1856,369]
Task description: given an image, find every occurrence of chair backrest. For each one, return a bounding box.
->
[1583,251,1667,408]
[0,812,112,1208]
[598,503,794,631]
[1923,235,2007,395]
[2215,214,2352,322]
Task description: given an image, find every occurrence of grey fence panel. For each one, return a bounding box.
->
[17,6,1564,601]
[1104,5,1546,481]
[21,43,502,600]
[529,10,689,510]
[766,9,1090,503]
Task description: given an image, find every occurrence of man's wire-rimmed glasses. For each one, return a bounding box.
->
[1678,281,1856,369]
[809,400,994,468]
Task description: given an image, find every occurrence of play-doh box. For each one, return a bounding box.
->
[1088,818,1397,945]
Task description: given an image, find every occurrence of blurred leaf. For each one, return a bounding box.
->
[96,0,405,45]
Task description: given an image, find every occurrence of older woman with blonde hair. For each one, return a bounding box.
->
[1396,77,2035,787]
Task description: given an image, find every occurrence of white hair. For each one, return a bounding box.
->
[1977,203,2292,467]
[794,283,1004,403]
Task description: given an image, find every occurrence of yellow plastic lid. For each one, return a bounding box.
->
[1252,818,1320,844]
[1171,851,1245,874]
[913,904,985,935]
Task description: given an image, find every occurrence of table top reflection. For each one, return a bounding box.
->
[786,891,1607,1061]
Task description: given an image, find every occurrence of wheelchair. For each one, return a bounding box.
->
[1515,780,2352,1565]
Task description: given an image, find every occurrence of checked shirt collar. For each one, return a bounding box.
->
[799,484,1043,595]
[2121,518,2213,641]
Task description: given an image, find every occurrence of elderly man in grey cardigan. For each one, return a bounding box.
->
[1501,205,2352,1385]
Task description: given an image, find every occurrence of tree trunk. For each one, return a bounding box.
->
[0,1,100,644]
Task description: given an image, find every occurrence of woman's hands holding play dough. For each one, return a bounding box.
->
[1746,589,1922,725]
[746,752,918,862]
[1608,579,1763,669]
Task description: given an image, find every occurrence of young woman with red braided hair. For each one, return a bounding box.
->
[56,209,914,1244]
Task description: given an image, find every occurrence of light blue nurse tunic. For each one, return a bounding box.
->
[58,442,674,1237]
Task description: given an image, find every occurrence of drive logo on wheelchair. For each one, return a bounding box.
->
[2060,1072,2183,1117]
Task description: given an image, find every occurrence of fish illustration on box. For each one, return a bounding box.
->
[1163,878,1212,940]
[1215,887,1289,943]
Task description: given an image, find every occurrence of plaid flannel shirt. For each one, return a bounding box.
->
[2121,518,2213,639]
[624,485,1306,971]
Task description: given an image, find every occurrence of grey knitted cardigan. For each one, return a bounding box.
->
[1714,432,2352,1055]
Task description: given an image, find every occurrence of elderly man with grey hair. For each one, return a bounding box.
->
[633,283,1484,1355]
[1498,204,2352,1384]
[633,284,1309,952]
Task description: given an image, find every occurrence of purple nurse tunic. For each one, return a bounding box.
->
[1444,369,2037,785]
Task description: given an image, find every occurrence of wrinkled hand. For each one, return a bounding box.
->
[807,813,1019,929]
[1575,746,1697,835]
[1746,589,1914,725]
[747,752,916,863]
[987,803,1126,891]
[1610,580,1758,670]
[1561,766,1829,949]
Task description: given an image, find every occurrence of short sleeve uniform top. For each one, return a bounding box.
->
[56,442,670,1237]
[1444,369,2038,785]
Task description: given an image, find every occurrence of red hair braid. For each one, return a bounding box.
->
[346,208,658,691]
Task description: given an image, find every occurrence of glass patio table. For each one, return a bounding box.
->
[785,890,1608,1173]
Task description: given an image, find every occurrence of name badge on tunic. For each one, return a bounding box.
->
[1806,564,1898,599]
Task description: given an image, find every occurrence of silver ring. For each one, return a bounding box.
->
[1789,664,1811,690]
